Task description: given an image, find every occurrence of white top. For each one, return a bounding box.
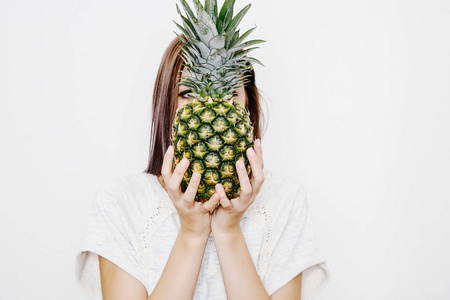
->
[75,168,330,300]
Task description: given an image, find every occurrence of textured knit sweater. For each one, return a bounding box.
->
[75,168,330,299]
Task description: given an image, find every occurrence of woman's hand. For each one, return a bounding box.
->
[160,145,219,238]
[210,139,265,235]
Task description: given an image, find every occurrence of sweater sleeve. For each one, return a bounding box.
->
[263,186,330,300]
[75,183,146,300]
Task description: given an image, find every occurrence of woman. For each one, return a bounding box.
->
[75,36,330,300]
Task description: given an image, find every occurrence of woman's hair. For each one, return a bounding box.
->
[144,36,267,176]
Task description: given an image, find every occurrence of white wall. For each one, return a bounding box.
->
[1,0,449,299]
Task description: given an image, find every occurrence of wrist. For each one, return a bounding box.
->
[179,227,211,242]
[211,225,242,240]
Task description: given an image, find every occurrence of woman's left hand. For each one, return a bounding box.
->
[210,138,265,235]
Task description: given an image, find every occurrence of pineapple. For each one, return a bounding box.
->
[171,0,265,203]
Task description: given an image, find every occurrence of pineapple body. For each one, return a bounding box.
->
[172,97,253,202]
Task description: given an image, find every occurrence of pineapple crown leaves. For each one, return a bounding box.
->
[173,0,266,100]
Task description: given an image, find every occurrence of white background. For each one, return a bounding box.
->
[1,0,449,299]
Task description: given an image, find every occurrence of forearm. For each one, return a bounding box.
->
[212,227,270,300]
[148,229,209,300]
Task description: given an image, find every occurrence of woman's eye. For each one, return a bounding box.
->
[179,90,193,99]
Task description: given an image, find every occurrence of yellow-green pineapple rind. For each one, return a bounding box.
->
[171,98,253,202]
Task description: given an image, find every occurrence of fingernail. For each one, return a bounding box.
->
[247,148,255,156]
[193,172,200,180]
[237,160,245,170]
[181,158,189,167]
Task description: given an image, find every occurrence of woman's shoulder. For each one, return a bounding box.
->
[92,171,160,213]
[93,172,148,198]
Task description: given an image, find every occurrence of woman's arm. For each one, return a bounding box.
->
[99,228,209,300]
[212,227,271,300]
[99,255,148,300]
[148,228,210,299]
[212,228,303,300]
[209,141,272,299]
[145,146,217,299]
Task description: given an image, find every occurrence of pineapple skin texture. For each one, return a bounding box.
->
[171,97,254,203]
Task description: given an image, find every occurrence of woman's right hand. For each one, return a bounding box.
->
[160,145,220,238]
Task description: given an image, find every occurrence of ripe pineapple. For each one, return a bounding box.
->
[171,0,265,203]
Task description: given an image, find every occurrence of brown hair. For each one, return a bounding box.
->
[144,36,267,176]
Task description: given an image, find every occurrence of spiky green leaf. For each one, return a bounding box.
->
[195,3,218,36]
[231,46,259,59]
[208,34,226,49]
[228,30,240,49]
[181,0,197,22]
[174,21,194,41]
[230,39,266,53]
[229,26,256,48]
[176,6,199,39]
[217,0,235,33]
[192,19,216,46]
[204,0,218,22]
[225,4,251,44]
[242,56,264,66]
[192,39,210,58]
